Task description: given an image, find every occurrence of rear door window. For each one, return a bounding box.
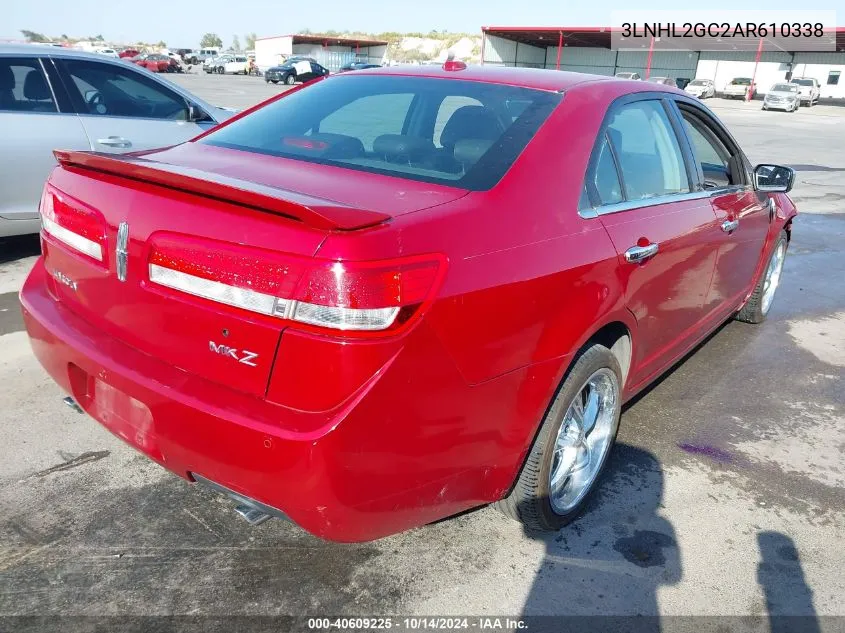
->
[0,57,57,113]
[606,101,689,200]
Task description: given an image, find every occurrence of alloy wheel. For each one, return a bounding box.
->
[549,368,619,514]
[761,241,786,315]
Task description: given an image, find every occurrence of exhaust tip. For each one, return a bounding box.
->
[63,396,84,414]
[234,504,272,526]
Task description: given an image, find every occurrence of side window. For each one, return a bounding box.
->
[607,101,689,200]
[0,57,57,113]
[591,134,623,205]
[319,93,414,151]
[679,109,736,189]
[434,96,483,147]
[58,59,189,120]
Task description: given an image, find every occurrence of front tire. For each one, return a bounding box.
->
[495,344,622,531]
[735,230,788,324]
[285,74,296,85]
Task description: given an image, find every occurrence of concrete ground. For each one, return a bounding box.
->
[0,73,843,624]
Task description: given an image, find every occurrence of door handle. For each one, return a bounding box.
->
[624,243,659,263]
[97,136,132,148]
[721,219,740,233]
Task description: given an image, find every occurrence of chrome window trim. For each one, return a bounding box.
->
[578,190,713,219]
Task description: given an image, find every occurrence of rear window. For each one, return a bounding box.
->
[200,75,561,190]
[731,78,751,85]
[791,79,814,86]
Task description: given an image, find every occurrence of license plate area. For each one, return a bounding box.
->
[69,363,161,461]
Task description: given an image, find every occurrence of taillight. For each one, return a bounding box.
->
[147,236,445,335]
[40,186,106,262]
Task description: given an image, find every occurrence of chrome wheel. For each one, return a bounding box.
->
[549,368,619,514]
[761,240,786,315]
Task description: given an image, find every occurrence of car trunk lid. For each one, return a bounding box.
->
[42,148,462,399]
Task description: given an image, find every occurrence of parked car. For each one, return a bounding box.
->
[130,53,174,73]
[684,78,716,99]
[338,61,382,72]
[194,48,220,65]
[646,76,677,87]
[0,45,234,238]
[204,54,234,74]
[264,58,328,84]
[19,64,797,541]
[118,48,141,59]
[221,55,249,75]
[174,48,196,64]
[93,48,119,58]
[762,83,800,112]
[724,77,755,100]
[790,77,820,107]
[614,71,641,80]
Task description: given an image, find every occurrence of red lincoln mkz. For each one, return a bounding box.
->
[21,64,797,541]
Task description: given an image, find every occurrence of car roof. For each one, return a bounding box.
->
[0,44,130,61]
[353,64,619,92]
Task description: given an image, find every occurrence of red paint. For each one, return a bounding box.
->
[645,36,654,80]
[21,67,797,541]
[556,31,563,70]
[749,38,764,101]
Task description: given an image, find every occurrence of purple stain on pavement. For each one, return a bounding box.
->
[678,443,733,463]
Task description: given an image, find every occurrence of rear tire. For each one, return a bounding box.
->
[495,344,622,531]
[735,230,788,324]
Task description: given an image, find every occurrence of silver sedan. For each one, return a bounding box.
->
[0,45,234,238]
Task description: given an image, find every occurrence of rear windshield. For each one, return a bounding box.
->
[731,78,751,85]
[200,75,561,190]
[791,79,813,86]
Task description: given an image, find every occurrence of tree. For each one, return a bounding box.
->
[231,35,241,52]
[20,30,49,42]
[200,33,223,48]
[157,40,167,48]
[245,32,257,50]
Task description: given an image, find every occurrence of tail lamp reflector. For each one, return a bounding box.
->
[148,243,442,333]
[39,188,105,261]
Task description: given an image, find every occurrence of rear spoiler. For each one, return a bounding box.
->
[53,149,391,231]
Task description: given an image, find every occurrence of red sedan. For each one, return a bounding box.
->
[21,64,797,542]
[130,53,172,73]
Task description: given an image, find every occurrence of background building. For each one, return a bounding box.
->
[480,27,845,100]
[254,34,387,72]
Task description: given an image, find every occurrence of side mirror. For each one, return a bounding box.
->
[754,164,795,193]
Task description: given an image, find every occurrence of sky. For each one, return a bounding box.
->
[4,0,841,46]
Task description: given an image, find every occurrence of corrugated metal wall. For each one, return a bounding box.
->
[480,33,845,98]
[699,51,793,63]
[546,47,616,74]
[615,50,700,81]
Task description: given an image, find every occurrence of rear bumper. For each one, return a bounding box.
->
[21,258,548,541]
